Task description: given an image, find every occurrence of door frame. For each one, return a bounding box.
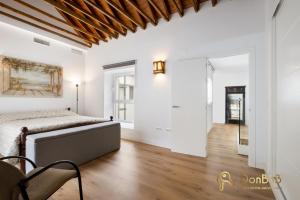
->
[268,0,283,179]
[225,86,246,125]
[207,48,256,168]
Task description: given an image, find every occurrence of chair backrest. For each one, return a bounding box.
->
[0,160,25,200]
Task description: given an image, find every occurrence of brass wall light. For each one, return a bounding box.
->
[153,61,165,74]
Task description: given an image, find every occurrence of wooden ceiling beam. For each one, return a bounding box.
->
[14,0,66,24]
[211,0,218,7]
[148,0,170,21]
[94,0,127,35]
[60,1,108,42]
[43,0,118,38]
[110,0,136,32]
[0,10,91,47]
[104,0,145,29]
[83,0,136,32]
[62,0,125,36]
[161,0,170,19]
[191,0,200,12]
[171,0,184,17]
[145,0,157,24]
[120,0,144,30]
[57,9,101,44]
[0,2,93,43]
[125,0,157,26]
[14,0,100,40]
[77,0,123,38]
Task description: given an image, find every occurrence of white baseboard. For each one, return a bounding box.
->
[121,128,171,149]
[171,147,207,158]
[268,177,285,200]
[266,170,286,200]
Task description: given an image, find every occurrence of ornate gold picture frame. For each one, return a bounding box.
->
[0,56,63,97]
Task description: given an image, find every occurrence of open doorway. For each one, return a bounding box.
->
[208,53,250,157]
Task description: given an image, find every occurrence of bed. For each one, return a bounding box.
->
[0,109,120,172]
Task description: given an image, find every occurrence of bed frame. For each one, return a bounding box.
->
[19,127,28,172]
[18,115,118,172]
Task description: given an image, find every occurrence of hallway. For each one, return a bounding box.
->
[207,123,274,199]
[208,123,248,154]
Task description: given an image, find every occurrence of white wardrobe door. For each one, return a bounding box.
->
[275,0,300,199]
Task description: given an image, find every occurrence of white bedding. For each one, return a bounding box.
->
[0,110,107,157]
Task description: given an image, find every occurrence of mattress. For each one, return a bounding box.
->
[0,109,107,157]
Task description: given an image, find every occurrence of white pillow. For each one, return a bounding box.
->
[0,109,77,124]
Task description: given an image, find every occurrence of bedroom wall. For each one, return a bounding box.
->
[84,0,268,168]
[213,70,249,124]
[0,21,86,114]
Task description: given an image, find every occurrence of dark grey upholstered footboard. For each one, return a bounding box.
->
[25,122,120,171]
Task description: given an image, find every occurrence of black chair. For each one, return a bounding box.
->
[0,156,83,200]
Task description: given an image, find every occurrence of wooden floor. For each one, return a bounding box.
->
[51,124,274,200]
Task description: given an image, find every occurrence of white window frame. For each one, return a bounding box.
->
[113,72,135,124]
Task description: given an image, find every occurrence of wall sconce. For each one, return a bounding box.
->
[153,61,165,74]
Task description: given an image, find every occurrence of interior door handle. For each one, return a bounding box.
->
[172,105,181,108]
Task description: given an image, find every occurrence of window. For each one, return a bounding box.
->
[114,74,135,123]
[103,63,135,127]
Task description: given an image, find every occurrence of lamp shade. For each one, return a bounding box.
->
[153,61,165,74]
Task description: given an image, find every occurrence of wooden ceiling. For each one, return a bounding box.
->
[0,0,218,48]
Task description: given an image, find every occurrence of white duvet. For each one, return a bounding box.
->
[0,110,107,157]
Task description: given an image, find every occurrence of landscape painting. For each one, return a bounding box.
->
[0,56,63,97]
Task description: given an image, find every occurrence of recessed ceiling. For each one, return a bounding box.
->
[209,54,249,72]
[0,0,219,48]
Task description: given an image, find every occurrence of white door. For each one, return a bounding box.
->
[273,0,300,199]
[206,64,214,134]
[171,58,208,157]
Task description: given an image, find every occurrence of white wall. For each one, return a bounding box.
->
[213,70,249,124]
[0,21,85,113]
[84,0,267,168]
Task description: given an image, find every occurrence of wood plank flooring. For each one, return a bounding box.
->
[51,124,275,200]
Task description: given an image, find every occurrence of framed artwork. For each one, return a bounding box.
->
[0,56,63,97]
